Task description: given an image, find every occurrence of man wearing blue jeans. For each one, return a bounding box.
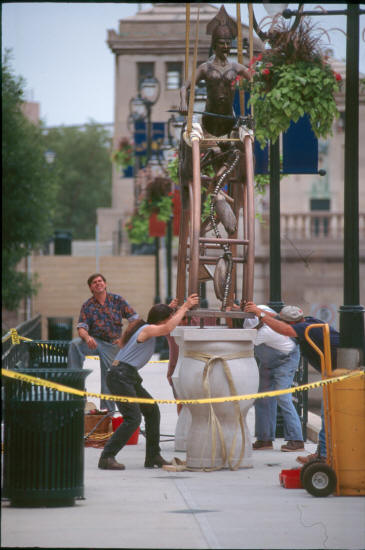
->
[68,273,139,411]
[244,302,340,463]
[244,306,304,452]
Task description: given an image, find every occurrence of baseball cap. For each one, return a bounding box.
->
[279,305,304,322]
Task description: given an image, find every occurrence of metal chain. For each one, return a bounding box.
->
[209,148,240,309]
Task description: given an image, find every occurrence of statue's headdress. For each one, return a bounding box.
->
[206,5,237,45]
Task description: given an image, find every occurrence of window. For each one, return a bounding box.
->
[137,62,155,91]
[310,199,330,211]
[166,62,183,90]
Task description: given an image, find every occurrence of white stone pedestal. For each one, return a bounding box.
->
[171,327,258,470]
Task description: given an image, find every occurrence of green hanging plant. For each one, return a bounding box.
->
[125,212,153,245]
[112,137,134,169]
[125,176,174,244]
[166,151,179,186]
[143,176,173,221]
[234,18,342,148]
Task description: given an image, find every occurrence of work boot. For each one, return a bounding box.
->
[144,454,171,468]
[98,456,125,470]
[281,440,305,452]
[296,452,326,465]
[252,440,273,450]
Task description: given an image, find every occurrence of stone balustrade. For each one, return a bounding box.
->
[261,212,365,244]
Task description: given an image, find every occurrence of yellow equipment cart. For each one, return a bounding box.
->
[300,324,365,497]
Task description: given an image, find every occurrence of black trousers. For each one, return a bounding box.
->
[101,362,161,460]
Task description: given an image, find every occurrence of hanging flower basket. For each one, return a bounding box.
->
[112,137,134,169]
[125,212,153,245]
[125,176,174,244]
[235,19,342,148]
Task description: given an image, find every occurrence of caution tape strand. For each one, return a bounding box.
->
[2,367,364,405]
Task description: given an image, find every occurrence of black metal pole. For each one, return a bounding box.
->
[166,217,172,304]
[267,139,284,313]
[339,3,365,359]
[200,282,208,308]
[146,102,151,163]
[154,236,161,304]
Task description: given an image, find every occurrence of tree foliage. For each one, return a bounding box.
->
[2,52,58,310]
[45,122,112,239]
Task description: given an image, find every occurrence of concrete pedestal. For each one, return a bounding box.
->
[171,327,258,470]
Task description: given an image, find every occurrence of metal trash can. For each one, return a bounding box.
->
[48,317,73,341]
[54,230,72,255]
[3,368,91,507]
[26,340,70,368]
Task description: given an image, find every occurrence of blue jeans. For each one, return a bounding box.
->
[101,362,161,460]
[68,337,118,411]
[254,343,303,441]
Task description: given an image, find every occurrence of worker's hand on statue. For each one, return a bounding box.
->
[244,302,261,316]
[185,293,199,309]
[168,298,179,310]
[230,303,240,310]
[86,336,97,350]
[183,122,203,147]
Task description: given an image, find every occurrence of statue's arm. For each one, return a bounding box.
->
[180,64,206,113]
[236,63,251,80]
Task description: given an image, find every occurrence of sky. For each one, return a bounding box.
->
[2,2,365,128]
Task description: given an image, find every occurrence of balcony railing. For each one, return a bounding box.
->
[280,211,365,241]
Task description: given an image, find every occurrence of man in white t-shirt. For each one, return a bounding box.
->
[244,305,305,452]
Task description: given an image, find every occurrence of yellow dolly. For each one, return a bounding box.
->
[300,324,365,497]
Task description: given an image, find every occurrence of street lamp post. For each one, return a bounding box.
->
[267,139,284,313]
[131,77,162,304]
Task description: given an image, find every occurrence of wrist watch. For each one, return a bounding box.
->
[259,312,266,319]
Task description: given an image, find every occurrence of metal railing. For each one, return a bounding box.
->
[2,314,42,370]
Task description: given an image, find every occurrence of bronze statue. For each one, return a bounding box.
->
[176,6,255,311]
[180,5,250,137]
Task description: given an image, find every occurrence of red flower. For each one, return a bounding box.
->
[266,62,273,68]
[334,72,342,81]
[262,68,270,76]
[256,53,263,61]
[249,56,259,68]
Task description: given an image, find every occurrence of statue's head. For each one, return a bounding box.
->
[207,5,237,52]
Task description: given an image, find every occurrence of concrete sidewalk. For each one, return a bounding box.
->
[2,358,365,549]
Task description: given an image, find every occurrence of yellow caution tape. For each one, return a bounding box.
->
[2,367,364,405]
[4,330,169,362]
[9,329,32,345]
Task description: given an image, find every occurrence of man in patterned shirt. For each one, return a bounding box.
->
[68,273,139,411]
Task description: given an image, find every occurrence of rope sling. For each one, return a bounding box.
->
[184,351,253,471]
